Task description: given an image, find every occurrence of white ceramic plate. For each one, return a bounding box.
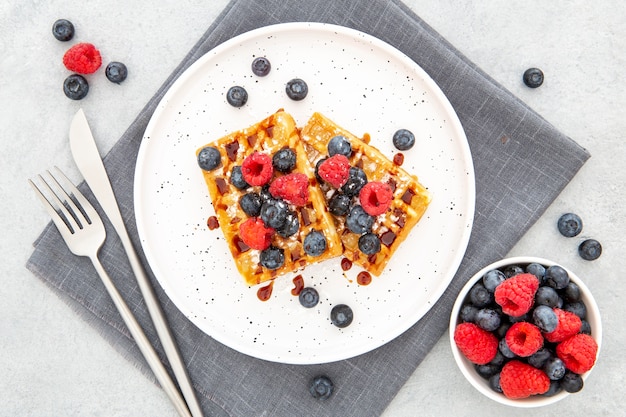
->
[135,23,475,364]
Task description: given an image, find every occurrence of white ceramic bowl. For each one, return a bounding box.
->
[449,256,602,407]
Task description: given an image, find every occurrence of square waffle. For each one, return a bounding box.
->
[196,110,343,286]
[300,112,432,276]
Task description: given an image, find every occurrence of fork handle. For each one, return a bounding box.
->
[89,255,192,417]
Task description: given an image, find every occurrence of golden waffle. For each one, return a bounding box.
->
[196,110,343,286]
[300,112,432,276]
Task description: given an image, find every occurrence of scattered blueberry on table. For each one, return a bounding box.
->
[105,61,128,84]
[309,375,334,400]
[392,129,415,151]
[226,85,248,107]
[523,67,544,88]
[285,78,308,101]
[557,213,583,237]
[299,287,319,308]
[63,74,89,100]
[330,304,353,328]
[251,57,271,77]
[52,19,74,41]
[578,239,602,261]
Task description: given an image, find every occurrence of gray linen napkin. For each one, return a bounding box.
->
[27,0,590,416]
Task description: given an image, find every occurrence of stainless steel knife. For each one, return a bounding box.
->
[69,108,204,417]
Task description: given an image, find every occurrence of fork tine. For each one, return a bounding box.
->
[28,177,79,235]
[51,166,101,227]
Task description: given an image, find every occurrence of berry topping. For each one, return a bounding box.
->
[454,322,499,365]
[359,181,393,216]
[556,333,598,374]
[578,238,602,261]
[345,205,374,234]
[197,146,222,171]
[226,85,248,107]
[276,210,299,238]
[259,246,285,270]
[63,74,89,100]
[494,273,540,317]
[260,198,288,229]
[499,360,550,399]
[63,43,102,74]
[272,148,297,173]
[285,78,308,101]
[328,193,351,216]
[238,217,274,251]
[544,308,582,343]
[532,305,558,332]
[105,61,128,84]
[52,19,74,42]
[523,67,544,88]
[330,304,354,328]
[269,173,309,206]
[303,230,327,257]
[251,57,271,77]
[241,152,273,186]
[392,129,416,151]
[327,135,352,157]
[505,322,543,357]
[358,232,381,255]
[239,192,262,217]
[230,166,250,189]
[341,167,367,198]
[557,213,583,237]
[309,375,333,400]
[317,155,351,188]
[299,287,319,308]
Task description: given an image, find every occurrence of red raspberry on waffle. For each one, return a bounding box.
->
[505,322,544,357]
[269,172,309,206]
[544,308,582,343]
[317,154,350,188]
[453,322,498,365]
[239,218,274,251]
[494,273,540,317]
[359,181,393,216]
[500,360,551,399]
[241,152,274,186]
[557,333,598,374]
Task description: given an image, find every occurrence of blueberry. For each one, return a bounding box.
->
[303,230,327,256]
[259,246,284,270]
[272,148,297,173]
[299,287,319,308]
[63,74,89,100]
[358,233,381,255]
[328,193,351,216]
[543,357,566,380]
[535,286,561,308]
[557,213,583,237]
[475,308,501,332]
[259,185,273,204]
[226,86,248,107]
[52,19,74,41]
[528,347,552,368]
[392,129,415,151]
[488,373,502,393]
[105,62,128,84]
[543,380,562,397]
[580,320,592,335]
[532,305,558,332]
[460,303,478,323]
[578,239,602,261]
[564,301,587,319]
[285,78,308,101]
[563,281,581,302]
[526,262,546,282]
[328,135,352,157]
[495,323,510,339]
[561,372,583,393]
[475,363,500,379]
[482,269,506,292]
[239,192,262,217]
[508,312,530,323]
[469,283,493,308]
[309,375,333,400]
[330,304,353,328]
[277,210,299,238]
[545,265,570,289]
[197,146,221,171]
[314,157,327,183]
[251,57,271,77]
[340,167,368,198]
[260,199,288,229]
[499,338,516,359]
[346,205,374,234]
[523,67,544,88]
[503,265,524,278]
[230,166,250,189]
[489,351,506,367]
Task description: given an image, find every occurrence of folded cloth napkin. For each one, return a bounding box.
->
[27,0,590,415]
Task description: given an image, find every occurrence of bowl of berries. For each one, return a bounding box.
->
[449,256,601,407]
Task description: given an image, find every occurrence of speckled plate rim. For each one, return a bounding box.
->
[449,256,602,407]
[135,22,475,364]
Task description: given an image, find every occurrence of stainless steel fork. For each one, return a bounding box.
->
[29,167,193,417]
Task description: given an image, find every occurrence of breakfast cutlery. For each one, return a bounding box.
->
[29,168,192,417]
[68,109,204,417]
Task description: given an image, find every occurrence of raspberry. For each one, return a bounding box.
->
[269,173,309,206]
[453,322,498,365]
[494,273,540,317]
[238,217,274,250]
[359,181,393,216]
[544,308,582,343]
[241,152,274,186]
[500,360,550,399]
[317,154,350,188]
[62,43,102,74]
[556,333,598,374]
[505,322,543,357]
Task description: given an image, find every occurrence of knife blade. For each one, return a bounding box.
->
[69,108,204,417]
